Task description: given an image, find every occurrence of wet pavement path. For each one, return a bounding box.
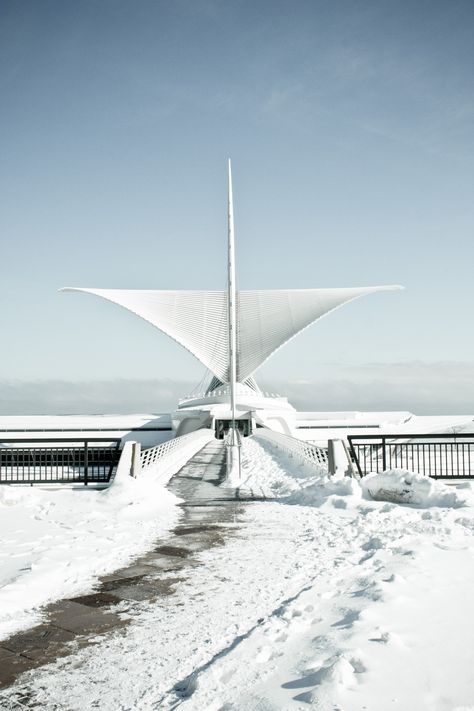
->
[0,440,262,691]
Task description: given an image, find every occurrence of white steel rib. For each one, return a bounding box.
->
[61,285,401,383]
[236,286,399,381]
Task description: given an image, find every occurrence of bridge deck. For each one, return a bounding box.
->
[0,439,262,693]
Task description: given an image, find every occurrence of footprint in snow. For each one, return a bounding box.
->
[281,606,306,622]
[283,655,358,694]
[454,516,474,531]
[358,550,377,564]
[357,505,378,516]
[173,672,198,698]
[255,645,274,663]
[381,573,406,585]
[361,536,384,551]
[349,654,367,673]
[332,498,347,509]
[434,541,468,551]
[351,583,384,602]
[331,609,360,629]
[368,628,404,645]
[264,622,288,644]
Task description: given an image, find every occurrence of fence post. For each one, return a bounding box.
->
[130,441,141,478]
[84,440,89,486]
[342,440,358,478]
[381,437,387,472]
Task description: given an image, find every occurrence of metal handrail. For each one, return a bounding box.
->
[347,433,474,440]
[348,433,474,479]
[0,438,121,485]
[0,437,124,444]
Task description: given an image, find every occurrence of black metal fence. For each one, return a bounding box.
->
[0,438,122,485]
[347,434,474,479]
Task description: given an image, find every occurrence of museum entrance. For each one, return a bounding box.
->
[214,418,252,439]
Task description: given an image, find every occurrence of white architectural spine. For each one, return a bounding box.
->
[227,159,237,426]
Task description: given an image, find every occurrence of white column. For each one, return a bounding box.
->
[227,159,237,429]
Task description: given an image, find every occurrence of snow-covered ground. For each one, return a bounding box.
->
[0,473,180,641]
[2,437,474,710]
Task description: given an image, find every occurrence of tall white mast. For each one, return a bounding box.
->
[227,159,237,427]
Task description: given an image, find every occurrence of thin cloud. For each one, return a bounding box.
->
[1,362,474,416]
[0,379,195,415]
[263,361,474,415]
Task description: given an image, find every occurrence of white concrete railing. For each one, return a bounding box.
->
[138,428,215,485]
[111,440,136,484]
[252,428,328,472]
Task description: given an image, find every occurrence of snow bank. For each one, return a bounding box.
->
[0,472,181,640]
[240,437,323,498]
[4,443,474,710]
[361,468,471,508]
[240,437,362,507]
[241,439,472,512]
[284,474,362,507]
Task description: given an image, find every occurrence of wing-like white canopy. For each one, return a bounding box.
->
[236,287,400,381]
[61,286,401,382]
[62,289,229,380]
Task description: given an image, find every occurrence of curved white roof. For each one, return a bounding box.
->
[62,285,401,382]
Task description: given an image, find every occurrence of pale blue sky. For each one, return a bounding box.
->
[1,0,474,412]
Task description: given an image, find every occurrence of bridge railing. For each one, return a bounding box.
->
[139,428,215,484]
[347,433,474,479]
[0,438,121,485]
[252,428,328,472]
[178,390,284,405]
